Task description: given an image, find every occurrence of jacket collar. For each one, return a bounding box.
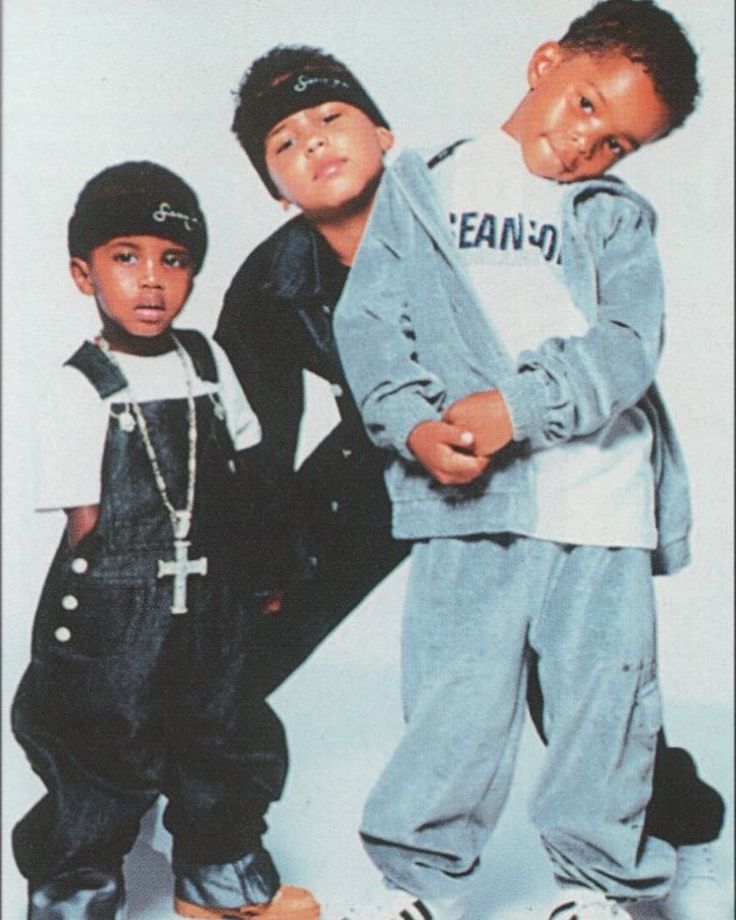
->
[366,150,456,263]
[258,214,339,303]
[363,149,514,379]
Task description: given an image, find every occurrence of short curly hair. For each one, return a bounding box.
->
[560,0,699,135]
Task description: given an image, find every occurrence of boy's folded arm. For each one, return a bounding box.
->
[496,188,665,450]
[334,237,448,462]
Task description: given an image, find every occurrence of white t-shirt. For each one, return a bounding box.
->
[36,336,261,512]
[438,129,657,549]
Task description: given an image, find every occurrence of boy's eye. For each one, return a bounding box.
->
[275,137,293,155]
[607,136,624,155]
[164,251,190,268]
[580,96,594,113]
[113,251,137,264]
[323,111,341,124]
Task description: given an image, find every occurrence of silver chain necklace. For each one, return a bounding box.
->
[97,333,207,613]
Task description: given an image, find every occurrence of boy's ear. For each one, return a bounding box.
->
[528,41,565,89]
[377,126,395,154]
[69,257,95,295]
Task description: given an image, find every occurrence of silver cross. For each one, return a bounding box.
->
[157,540,208,614]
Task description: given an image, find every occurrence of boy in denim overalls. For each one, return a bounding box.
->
[11,161,320,920]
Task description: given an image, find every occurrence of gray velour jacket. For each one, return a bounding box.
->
[333,149,691,575]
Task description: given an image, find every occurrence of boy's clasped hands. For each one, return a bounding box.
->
[407,388,513,485]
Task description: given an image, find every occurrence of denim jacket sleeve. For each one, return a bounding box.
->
[334,177,449,462]
[497,183,665,450]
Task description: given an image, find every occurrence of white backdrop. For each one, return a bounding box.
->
[3,2,733,917]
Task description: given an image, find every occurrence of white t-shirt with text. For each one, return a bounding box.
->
[437,129,656,549]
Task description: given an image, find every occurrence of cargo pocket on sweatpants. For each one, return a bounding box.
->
[633,677,663,746]
[616,675,663,822]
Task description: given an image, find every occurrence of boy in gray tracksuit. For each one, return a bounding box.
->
[334,2,717,918]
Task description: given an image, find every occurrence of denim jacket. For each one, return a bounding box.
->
[334,149,691,574]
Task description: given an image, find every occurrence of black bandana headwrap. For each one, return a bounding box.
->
[68,161,208,274]
[239,66,390,198]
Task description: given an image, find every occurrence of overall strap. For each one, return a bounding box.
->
[64,331,219,398]
[65,341,127,398]
[175,329,219,383]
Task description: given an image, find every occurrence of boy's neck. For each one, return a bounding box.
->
[308,169,383,266]
[313,209,370,267]
[99,328,177,356]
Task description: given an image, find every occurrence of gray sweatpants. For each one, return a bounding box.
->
[361,535,675,901]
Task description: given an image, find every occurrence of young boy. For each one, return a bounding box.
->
[217,36,726,920]
[333,2,730,918]
[11,161,320,920]
[217,46,404,691]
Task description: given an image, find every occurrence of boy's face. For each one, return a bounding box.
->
[264,101,394,219]
[70,235,194,351]
[505,43,671,182]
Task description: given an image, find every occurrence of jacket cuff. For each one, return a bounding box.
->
[388,401,444,462]
[497,371,547,444]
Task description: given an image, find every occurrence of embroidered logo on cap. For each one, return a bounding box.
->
[293,74,352,93]
[152,201,199,231]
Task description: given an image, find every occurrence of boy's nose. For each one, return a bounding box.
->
[141,260,163,286]
[306,134,327,155]
[572,129,592,155]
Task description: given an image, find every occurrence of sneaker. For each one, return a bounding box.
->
[339,887,464,920]
[657,843,733,920]
[549,888,632,919]
[174,884,321,918]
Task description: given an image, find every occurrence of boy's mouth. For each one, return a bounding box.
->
[313,157,347,181]
[548,141,575,173]
[135,304,166,320]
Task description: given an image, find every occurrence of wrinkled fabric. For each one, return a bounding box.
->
[362,537,675,900]
[333,150,691,574]
[28,869,125,920]
[13,332,285,914]
[216,178,721,848]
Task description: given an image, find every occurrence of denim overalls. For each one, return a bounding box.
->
[12,332,286,918]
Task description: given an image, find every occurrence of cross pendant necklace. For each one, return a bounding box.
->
[158,511,208,614]
[98,335,208,614]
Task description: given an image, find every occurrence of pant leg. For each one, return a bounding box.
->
[361,536,532,901]
[163,581,287,907]
[529,543,675,899]
[242,430,409,699]
[25,869,126,920]
[247,531,408,698]
[11,576,169,896]
[527,649,726,849]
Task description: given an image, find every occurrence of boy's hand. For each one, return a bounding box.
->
[443,390,514,457]
[407,420,490,485]
[261,589,284,615]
